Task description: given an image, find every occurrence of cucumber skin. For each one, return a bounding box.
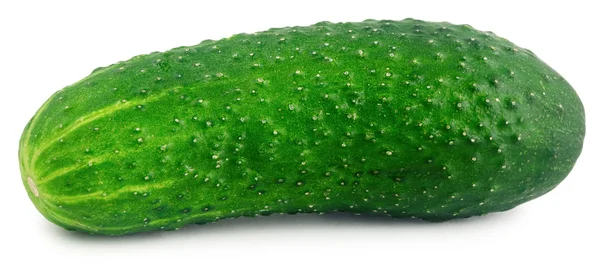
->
[19,19,585,235]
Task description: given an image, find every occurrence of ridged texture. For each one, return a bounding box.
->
[19,19,585,235]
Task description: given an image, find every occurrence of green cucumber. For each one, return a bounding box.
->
[19,19,585,235]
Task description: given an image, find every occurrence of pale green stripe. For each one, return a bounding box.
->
[42,196,227,235]
[41,199,99,233]
[36,152,117,185]
[29,86,182,172]
[21,95,54,173]
[45,179,176,203]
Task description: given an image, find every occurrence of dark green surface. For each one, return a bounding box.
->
[19,19,585,235]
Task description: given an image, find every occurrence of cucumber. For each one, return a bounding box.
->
[19,19,585,235]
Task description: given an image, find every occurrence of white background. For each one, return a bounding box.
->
[1,0,598,276]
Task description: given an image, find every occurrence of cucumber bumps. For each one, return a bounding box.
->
[19,19,585,235]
